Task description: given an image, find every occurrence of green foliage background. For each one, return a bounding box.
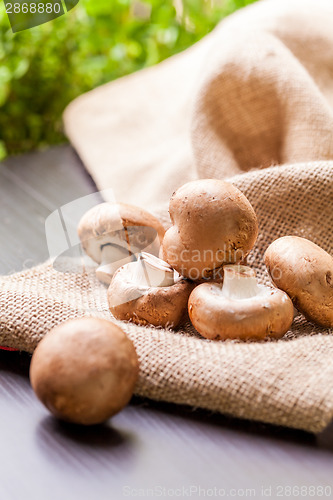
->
[0,0,257,159]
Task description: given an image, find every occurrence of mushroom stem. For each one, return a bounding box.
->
[96,244,135,285]
[221,265,260,299]
[131,252,176,288]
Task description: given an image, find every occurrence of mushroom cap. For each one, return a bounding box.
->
[108,263,195,328]
[264,236,333,328]
[188,282,294,340]
[78,202,165,264]
[29,318,139,425]
[161,179,258,279]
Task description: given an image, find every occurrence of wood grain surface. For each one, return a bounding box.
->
[0,146,333,500]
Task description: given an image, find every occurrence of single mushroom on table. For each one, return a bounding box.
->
[161,179,258,280]
[108,252,195,328]
[264,236,333,328]
[188,264,294,341]
[30,318,139,425]
[78,202,165,285]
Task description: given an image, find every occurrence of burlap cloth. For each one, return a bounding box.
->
[1,0,333,432]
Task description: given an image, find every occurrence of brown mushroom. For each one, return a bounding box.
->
[161,179,258,280]
[30,318,139,425]
[78,202,165,285]
[188,265,294,340]
[264,236,333,328]
[108,252,195,328]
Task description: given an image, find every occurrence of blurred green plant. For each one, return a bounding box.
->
[0,0,257,159]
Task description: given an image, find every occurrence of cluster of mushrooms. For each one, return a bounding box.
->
[30,178,333,426]
[78,179,333,339]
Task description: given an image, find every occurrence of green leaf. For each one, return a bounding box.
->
[0,0,258,159]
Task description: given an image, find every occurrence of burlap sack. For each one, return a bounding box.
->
[63,0,333,208]
[1,0,333,432]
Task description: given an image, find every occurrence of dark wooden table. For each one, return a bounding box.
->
[1,146,333,500]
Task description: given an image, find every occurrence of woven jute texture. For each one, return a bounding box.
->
[2,0,333,432]
[64,0,333,209]
[1,161,333,433]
